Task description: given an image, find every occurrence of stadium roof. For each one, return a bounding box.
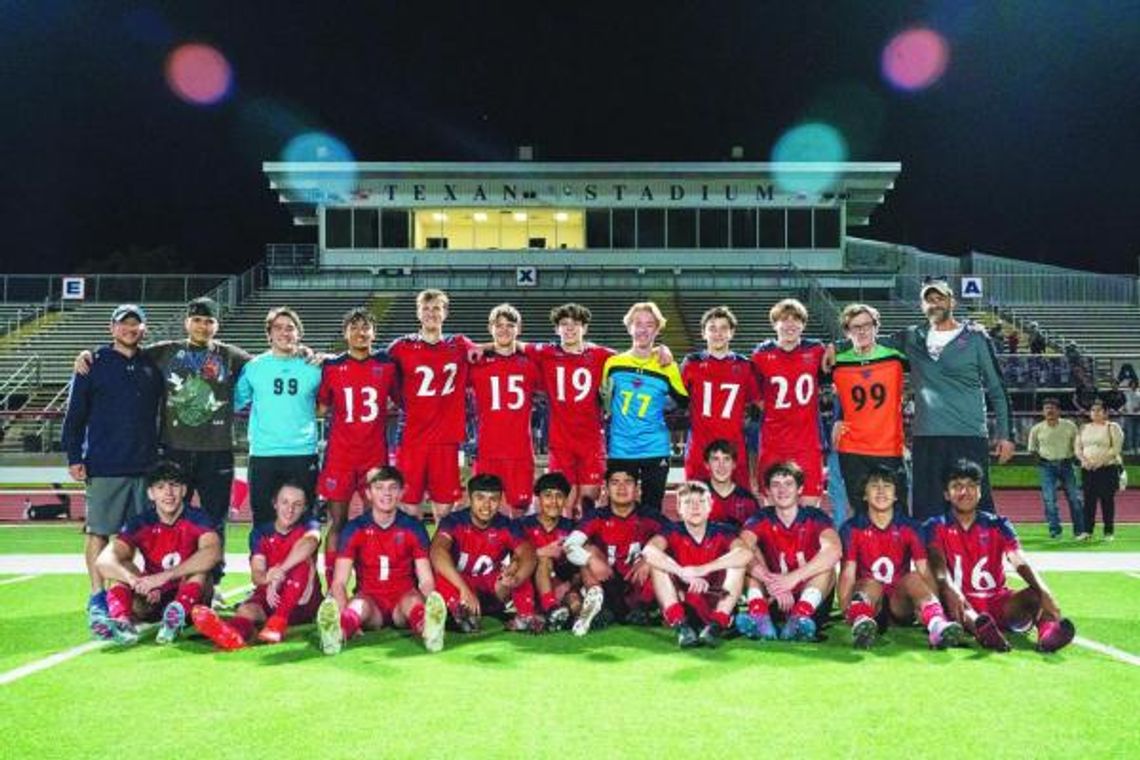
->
[262,161,901,227]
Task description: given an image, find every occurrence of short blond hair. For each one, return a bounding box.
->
[416,289,449,309]
[840,303,881,331]
[623,301,667,330]
[676,481,710,500]
[769,298,808,325]
[488,303,521,325]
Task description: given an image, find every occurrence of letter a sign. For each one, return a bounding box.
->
[960,277,983,300]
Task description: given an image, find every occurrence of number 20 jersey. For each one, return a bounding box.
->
[388,334,474,446]
[750,339,826,455]
[923,512,1019,600]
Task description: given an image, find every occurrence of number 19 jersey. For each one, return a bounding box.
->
[528,343,614,455]
[388,334,474,446]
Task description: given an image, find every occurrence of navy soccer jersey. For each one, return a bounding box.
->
[436,510,524,577]
[118,507,220,577]
[707,483,762,527]
[337,512,431,598]
[839,513,926,592]
[578,507,662,575]
[743,506,833,575]
[924,511,1019,600]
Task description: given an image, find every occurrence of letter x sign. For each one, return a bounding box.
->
[516,267,537,287]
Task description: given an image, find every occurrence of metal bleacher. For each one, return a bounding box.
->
[1004,303,1140,356]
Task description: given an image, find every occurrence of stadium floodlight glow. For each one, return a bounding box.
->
[513,212,528,222]
[472,212,488,222]
[554,212,569,222]
[432,212,448,222]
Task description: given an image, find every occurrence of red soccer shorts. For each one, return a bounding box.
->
[758,448,823,498]
[397,443,462,505]
[318,454,386,503]
[474,457,535,510]
[355,583,420,622]
[547,439,606,488]
[966,588,1024,631]
[245,585,321,624]
[435,573,504,612]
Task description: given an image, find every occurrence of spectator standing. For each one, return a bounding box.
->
[1075,399,1124,541]
[1122,379,1140,454]
[1027,397,1086,540]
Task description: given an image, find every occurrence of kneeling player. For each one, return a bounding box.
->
[318,466,447,654]
[642,482,750,648]
[520,471,601,632]
[837,468,963,649]
[93,461,221,645]
[192,480,322,649]
[736,461,840,641]
[925,459,1075,653]
[430,473,541,633]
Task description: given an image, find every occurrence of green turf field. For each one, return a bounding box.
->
[1,530,1138,758]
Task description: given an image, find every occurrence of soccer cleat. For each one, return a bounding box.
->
[257,614,289,645]
[107,616,140,646]
[1104,534,1115,543]
[675,623,700,648]
[422,592,447,653]
[572,586,605,637]
[545,605,571,632]
[623,607,651,626]
[735,612,778,641]
[929,620,965,650]
[780,614,817,642]
[974,613,1012,653]
[88,606,115,642]
[1035,618,1076,654]
[505,614,546,634]
[317,597,344,655]
[697,622,723,648]
[155,601,186,645]
[192,605,246,651]
[851,615,878,649]
[452,605,482,634]
[1075,533,1090,542]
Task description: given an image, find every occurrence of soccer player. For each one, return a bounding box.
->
[831,303,909,515]
[602,301,688,513]
[387,289,476,522]
[234,306,322,525]
[837,468,964,649]
[751,299,828,506]
[568,464,663,627]
[317,307,399,582]
[429,474,541,633]
[191,480,322,649]
[63,304,164,632]
[92,461,221,645]
[468,303,542,517]
[642,482,751,648]
[519,471,600,631]
[736,461,840,642]
[924,459,1076,653]
[681,306,759,488]
[703,439,761,527]
[316,466,447,654]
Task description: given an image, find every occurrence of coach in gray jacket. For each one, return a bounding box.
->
[889,280,1013,518]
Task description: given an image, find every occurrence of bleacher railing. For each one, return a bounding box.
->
[0,274,232,305]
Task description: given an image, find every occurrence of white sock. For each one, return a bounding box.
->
[799,587,823,612]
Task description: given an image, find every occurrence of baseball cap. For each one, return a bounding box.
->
[920,279,953,300]
[186,296,221,319]
[111,304,146,323]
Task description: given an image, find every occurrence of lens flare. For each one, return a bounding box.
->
[282,132,356,197]
[771,122,848,194]
[881,27,950,92]
[165,43,232,105]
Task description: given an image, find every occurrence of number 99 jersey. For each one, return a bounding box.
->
[832,345,907,457]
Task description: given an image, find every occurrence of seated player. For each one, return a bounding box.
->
[190,480,322,649]
[92,461,221,645]
[703,439,761,527]
[925,459,1076,653]
[565,464,662,629]
[315,466,447,654]
[642,482,751,649]
[736,461,840,642]
[430,473,541,633]
[837,468,964,650]
[519,471,603,632]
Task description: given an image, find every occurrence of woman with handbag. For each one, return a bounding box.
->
[1075,398,1124,541]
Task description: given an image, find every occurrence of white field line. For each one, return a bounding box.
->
[0,583,254,687]
[1072,636,1140,667]
[0,575,37,586]
[1126,572,1140,581]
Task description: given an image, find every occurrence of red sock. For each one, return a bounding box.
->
[539,590,558,613]
[511,581,536,617]
[175,582,203,615]
[230,616,255,642]
[664,603,687,627]
[107,584,133,620]
[408,603,426,635]
[920,601,946,628]
[711,610,731,628]
[274,565,310,620]
[747,597,770,617]
[684,592,715,624]
[791,600,816,618]
[846,600,876,625]
[340,607,362,639]
[323,548,337,589]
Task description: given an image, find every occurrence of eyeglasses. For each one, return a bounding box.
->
[847,321,877,333]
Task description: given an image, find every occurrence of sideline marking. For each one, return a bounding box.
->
[1072,636,1140,667]
[0,575,37,586]
[1127,572,1140,581]
[0,583,254,687]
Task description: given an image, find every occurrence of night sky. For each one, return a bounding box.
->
[3,1,1138,275]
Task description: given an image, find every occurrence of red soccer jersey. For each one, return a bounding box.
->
[707,483,761,527]
[924,512,1019,600]
[437,510,524,578]
[839,513,927,592]
[249,518,322,567]
[520,514,575,574]
[387,334,474,445]
[528,343,613,453]
[659,521,738,567]
[337,512,430,598]
[578,507,662,575]
[318,352,399,463]
[743,506,833,575]
[682,351,759,452]
[118,507,219,576]
[750,339,826,453]
[468,350,541,458]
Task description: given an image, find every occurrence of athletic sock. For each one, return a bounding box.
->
[107,584,132,620]
[920,601,947,632]
[408,603,426,636]
[846,600,876,625]
[175,582,203,615]
[230,616,255,642]
[340,607,363,639]
[664,603,687,627]
[323,548,337,589]
[747,597,771,617]
[792,587,822,618]
[275,565,310,620]
[511,581,537,617]
[711,610,732,628]
[88,589,108,612]
[539,591,558,613]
